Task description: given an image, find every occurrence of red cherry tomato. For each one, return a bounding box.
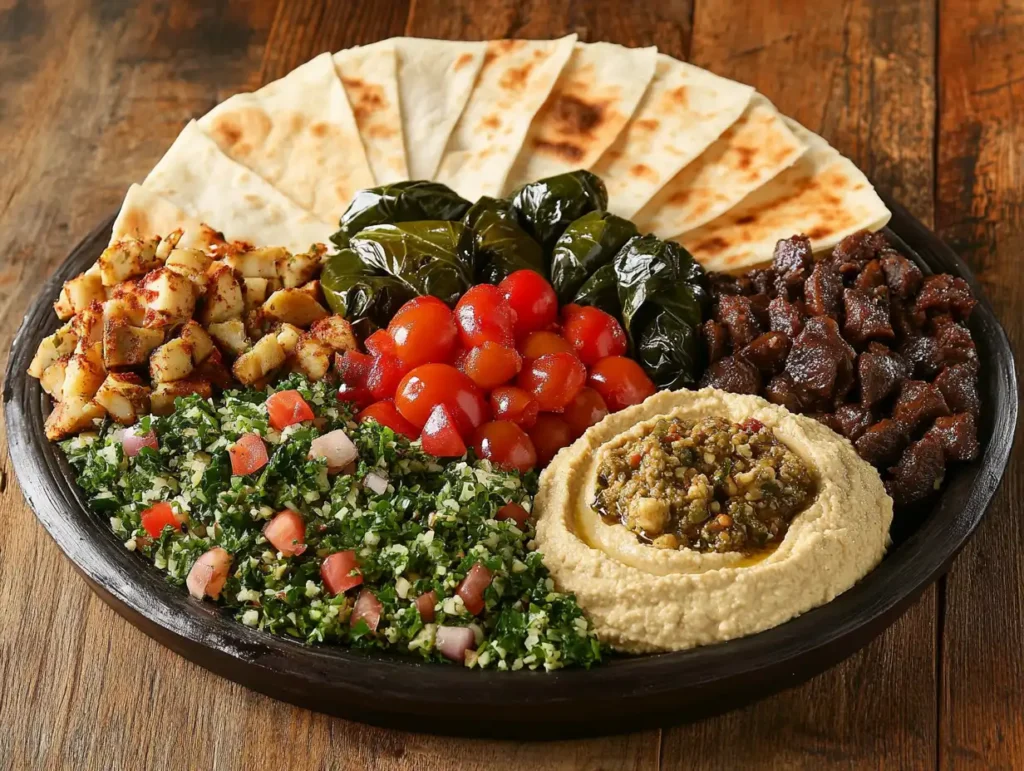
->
[140,502,180,539]
[456,563,493,616]
[454,285,516,348]
[562,387,610,438]
[336,350,373,385]
[388,298,458,367]
[266,390,315,431]
[460,342,522,390]
[518,330,574,361]
[588,356,657,411]
[395,363,489,435]
[517,352,586,412]
[561,306,628,365]
[496,502,530,527]
[367,352,412,401]
[528,414,574,466]
[229,432,269,475]
[415,590,437,623]
[358,400,419,440]
[337,383,374,409]
[351,589,382,632]
[489,386,540,429]
[321,550,362,595]
[421,404,468,458]
[472,421,537,472]
[264,509,307,556]
[364,329,396,358]
[498,270,558,338]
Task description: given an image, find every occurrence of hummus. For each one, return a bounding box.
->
[533,388,893,653]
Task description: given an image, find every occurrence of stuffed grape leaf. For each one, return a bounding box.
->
[459,197,546,284]
[551,211,638,303]
[511,170,609,252]
[320,248,416,331]
[330,181,471,249]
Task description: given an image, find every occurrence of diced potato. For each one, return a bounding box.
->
[104,295,146,327]
[207,318,250,357]
[310,315,357,353]
[275,323,303,355]
[201,263,244,324]
[144,268,197,325]
[193,347,233,390]
[291,333,332,381]
[94,373,151,425]
[150,337,194,384]
[165,248,213,292]
[103,316,163,368]
[179,320,214,363]
[44,396,106,440]
[97,236,162,286]
[40,358,69,399]
[242,278,269,313]
[154,229,183,262]
[262,287,328,327]
[150,377,213,416]
[54,267,106,320]
[232,333,286,385]
[72,305,104,348]
[279,249,322,288]
[28,322,78,378]
[62,343,106,399]
[225,246,288,279]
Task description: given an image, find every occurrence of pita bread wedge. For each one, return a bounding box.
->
[143,121,335,254]
[334,41,408,184]
[109,184,222,249]
[677,119,891,273]
[503,42,657,192]
[634,94,805,237]
[435,35,577,200]
[196,52,374,223]
[592,55,754,218]
[393,38,487,181]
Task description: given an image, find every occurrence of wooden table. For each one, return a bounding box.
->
[0,1,1020,768]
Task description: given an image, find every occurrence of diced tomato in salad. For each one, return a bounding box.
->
[229,432,269,475]
[140,501,180,539]
[263,509,306,556]
[415,590,438,623]
[265,390,315,431]
[456,563,493,616]
[321,550,363,595]
[351,589,383,632]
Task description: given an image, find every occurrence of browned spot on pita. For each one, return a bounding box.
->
[633,118,659,133]
[210,108,272,157]
[480,114,501,131]
[670,86,688,106]
[500,62,535,91]
[367,125,396,139]
[343,77,387,127]
[806,225,836,240]
[311,122,329,138]
[454,52,474,71]
[735,214,758,225]
[552,94,605,136]
[669,189,693,205]
[694,236,730,256]
[533,139,585,163]
[629,164,657,181]
[735,144,756,171]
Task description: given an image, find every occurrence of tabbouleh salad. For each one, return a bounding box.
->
[61,375,602,671]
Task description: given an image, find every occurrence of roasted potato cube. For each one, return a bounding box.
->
[262,288,328,327]
[94,373,151,425]
[103,316,163,368]
[150,337,194,383]
[40,358,69,399]
[310,315,357,353]
[194,347,233,390]
[154,229,183,262]
[143,267,197,325]
[72,305,104,348]
[165,248,213,292]
[44,396,106,440]
[150,377,213,416]
[28,322,78,378]
[98,236,162,286]
[225,246,288,279]
[232,333,286,385]
[54,267,106,320]
[201,263,244,324]
[63,343,106,399]
[179,320,214,363]
[104,295,146,327]
[275,323,303,355]
[242,278,269,313]
[291,333,332,381]
[279,250,321,288]
[207,318,250,357]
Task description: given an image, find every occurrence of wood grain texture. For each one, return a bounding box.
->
[0,0,1019,769]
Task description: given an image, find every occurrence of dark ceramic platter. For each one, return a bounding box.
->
[4,198,1017,739]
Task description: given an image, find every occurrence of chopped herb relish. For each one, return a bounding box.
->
[61,374,601,671]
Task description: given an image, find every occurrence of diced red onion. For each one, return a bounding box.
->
[364,471,389,495]
[351,589,382,632]
[122,428,159,457]
[436,625,476,663]
[308,429,358,473]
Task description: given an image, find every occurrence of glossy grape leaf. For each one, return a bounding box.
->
[330,181,471,249]
[459,197,546,284]
[551,210,638,303]
[320,248,416,330]
[511,170,609,252]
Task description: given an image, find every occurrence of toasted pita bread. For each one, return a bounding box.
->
[143,121,335,253]
[435,35,577,200]
[502,42,657,192]
[196,52,373,223]
[592,55,754,218]
[678,119,891,272]
[634,94,805,237]
[393,38,487,181]
[109,184,222,249]
[333,41,408,184]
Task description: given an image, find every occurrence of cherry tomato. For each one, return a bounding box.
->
[266,390,315,431]
[496,502,530,527]
[364,329,396,357]
[562,387,610,437]
[367,352,411,401]
[415,590,437,623]
[336,350,373,386]
[229,432,268,475]
[588,356,657,411]
[420,404,468,458]
[460,342,522,390]
[140,502,180,539]
[517,352,586,412]
[264,510,307,556]
[528,414,574,466]
[561,306,628,365]
[337,383,373,409]
[473,421,537,472]
[498,270,558,338]
[358,400,419,440]
[454,285,516,348]
[321,550,362,595]
[351,589,382,632]
[518,330,573,360]
[456,563,493,616]
[388,298,458,366]
[395,363,489,435]
[489,386,540,429]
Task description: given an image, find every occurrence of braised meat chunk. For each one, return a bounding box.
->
[768,296,805,338]
[804,260,843,318]
[831,230,890,275]
[925,413,979,462]
[855,419,911,467]
[858,342,908,407]
[887,436,946,506]
[915,274,976,320]
[934,364,980,416]
[892,380,951,433]
[715,294,763,349]
[700,355,762,394]
[739,332,790,374]
[701,319,729,364]
[843,287,894,344]
[833,404,874,443]
[880,252,923,299]
[784,317,855,407]
[772,235,813,294]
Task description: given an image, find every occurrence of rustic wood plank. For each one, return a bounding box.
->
[936,1,1024,769]
[658,1,940,768]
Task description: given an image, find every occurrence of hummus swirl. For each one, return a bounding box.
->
[534,388,893,653]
